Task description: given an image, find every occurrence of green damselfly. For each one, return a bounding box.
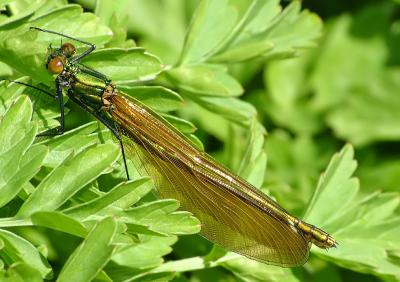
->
[6,27,336,267]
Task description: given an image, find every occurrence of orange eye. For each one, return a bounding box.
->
[47,57,64,74]
[61,42,76,57]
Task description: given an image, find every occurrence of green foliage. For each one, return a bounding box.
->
[57,217,117,282]
[305,145,400,278]
[0,0,399,281]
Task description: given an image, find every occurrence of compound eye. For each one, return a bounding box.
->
[47,57,64,74]
[61,42,76,57]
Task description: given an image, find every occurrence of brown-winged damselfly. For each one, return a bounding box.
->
[4,27,336,267]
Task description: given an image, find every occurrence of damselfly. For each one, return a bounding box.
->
[7,27,336,267]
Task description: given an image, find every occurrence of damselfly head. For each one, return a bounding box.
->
[45,42,76,74]
[45,44,71,74]
[47,55,65,74]
[61,42,76,58]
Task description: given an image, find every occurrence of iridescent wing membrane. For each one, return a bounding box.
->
[112,93,311,267]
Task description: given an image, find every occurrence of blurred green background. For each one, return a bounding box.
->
[0,0,399,281]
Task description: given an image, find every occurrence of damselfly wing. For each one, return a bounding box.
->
[106,93,334,266]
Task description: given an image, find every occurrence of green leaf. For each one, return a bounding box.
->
[180,0,321,64]
[187,134,204,151]
[150,253,299,282]
[305,5,399,146]
[0,5,112,83]
[304,145,358,225]
[0,0,13,6]
[88,0,193,64]
[264,130,327,212]
[211,40,274,63]
[264,55,322,134]
[0,0,45,28]
[180,0,262,64]
[57,217,117,282]
[112,235,177,269]
[31,211,88,238]
[17,144,120,217]
[149,256,209,274]
[125,222,168,237]
[221,257,300,282]
[358,158,400,192]
[257,1,322,60]
[120,86,183,112]
[130,271,176,282]
[122,199,201,236]
[82,48,163,84]
[0,229,52,279]
[0,262,43,282]
[0,79,31,118]
[165,64,243,97]
[237,120,266,188]
[30,5,111,45]
[327,70,400,145]
[26,85,63,133]
[39,122,100,168]
[208,0,282,62]
[304,145,400,278]
[190,94,257,127]
[161,113,197,134]
[0,61,12,77]
[64,178,151,220]
[109,179,154,210]
[96,1,136,49]
[0,0,67,26]
[310,8,388,110]
[94,0,116,26]
[0,78,61,134]
[0,95,47,208]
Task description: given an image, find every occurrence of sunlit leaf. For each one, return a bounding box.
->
[0,229,52,279]
[17,144,120,217]
[304,145,400,278]
[0,95,47,208]
[57,217,117,282]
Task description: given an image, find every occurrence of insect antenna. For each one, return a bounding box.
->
[0,79,55,99]
[30,27,96,62]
